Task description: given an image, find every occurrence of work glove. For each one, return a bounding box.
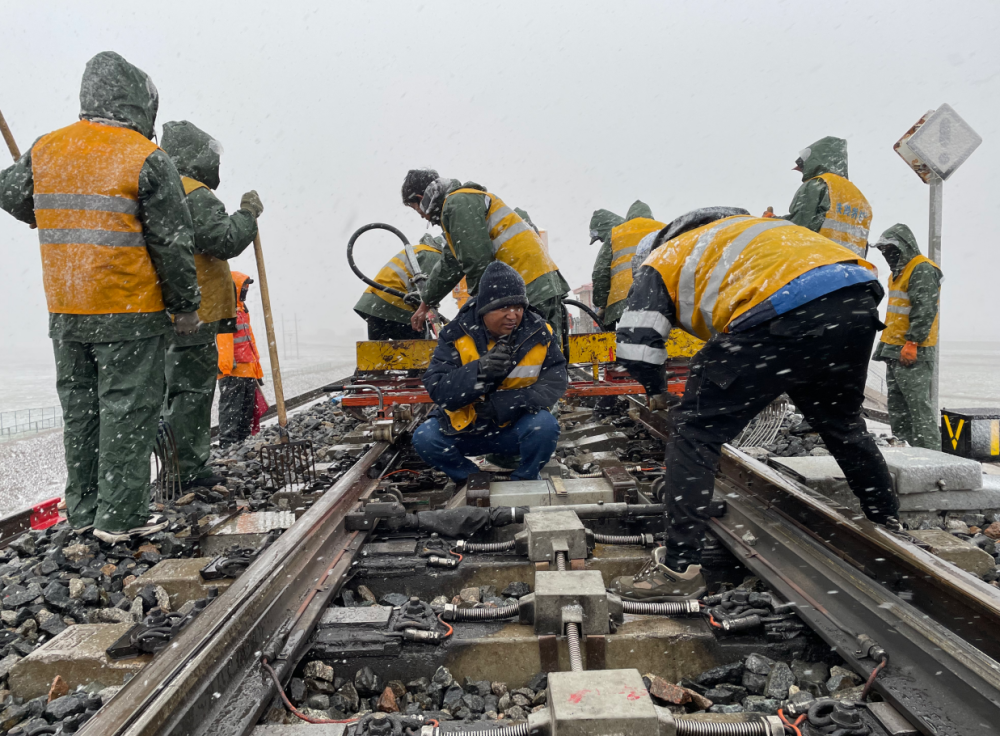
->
[478,349,514,383]
[900,341,919,367]
[240,190,264,219]
[648,392,680,411]
[173,312,201,336]
[476,399,497,424]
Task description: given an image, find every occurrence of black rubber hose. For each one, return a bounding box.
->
[347,222,410,298]
[563,298,605,332]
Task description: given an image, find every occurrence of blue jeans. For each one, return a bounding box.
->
[412,411,560,482]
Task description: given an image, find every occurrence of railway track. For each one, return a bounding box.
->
[4,377,998,735]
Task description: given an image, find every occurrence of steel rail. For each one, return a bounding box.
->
[80,405,421,736]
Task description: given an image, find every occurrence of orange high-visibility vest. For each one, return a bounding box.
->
[443,189,559,286]
[181,176,237,324]
[32,120,164,314]
[881,255,940,347]
[645,216,876,341]
[608,217,664,307]
[815,173,872,256]
[217,272,263,379]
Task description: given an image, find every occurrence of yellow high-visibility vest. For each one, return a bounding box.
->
[645,216,875,341]
[365,243,442,312]
[181,176,237,324]
[32,120,164,314]
[444,327,551,432]
[816,173,872,256]
[608,217,665,307]
[881,255,940,347]
[443,188,559,286]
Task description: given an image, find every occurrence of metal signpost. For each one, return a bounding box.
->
[894,103,982,411]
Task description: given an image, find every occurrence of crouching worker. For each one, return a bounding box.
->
[413,262,568,485]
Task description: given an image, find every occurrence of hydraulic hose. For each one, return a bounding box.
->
[566,621,583,672]
[622,600,701,616]
[674,719,772,735]
[442,603,519,621]
[563,298,605,331]
[347,222,410,298]
[594,533,646,545]
[457,540,516,553]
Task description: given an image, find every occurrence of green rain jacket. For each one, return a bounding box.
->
[873,223,942,364]
[590,209,625,313]
[354,233,444,324]
[592,200,653,325]
[0,51,200,343]
[420,179,570,308]
[782,136,849,233]
[160,120,258,341]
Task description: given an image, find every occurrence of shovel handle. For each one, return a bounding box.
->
[252,231,288,434]
[0,108,21,161]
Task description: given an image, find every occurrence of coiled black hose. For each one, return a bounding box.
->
[594,533,645,545]
[674,718,771,735]
[447,603,519,621]
[347,222,410,298]
[563,298,605,331]
[461,540,516,553]
[622,600,700,616]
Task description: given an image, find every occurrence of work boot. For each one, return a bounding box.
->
[611,547,707,601]
[93,515,169,545]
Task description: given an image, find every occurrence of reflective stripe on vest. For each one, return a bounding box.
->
[816,173,872,256]
[181,176,237,324]
[608,218,665,306]
[232,309,259,363]
[443,327,551,432]
[443,189,559,286]
[881,255,940,347]
[365,243,441,312]
[647,216,876,341]
[31,120,163,315]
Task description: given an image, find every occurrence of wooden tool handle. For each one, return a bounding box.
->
[252,231,288,434]
[0,108,21,161]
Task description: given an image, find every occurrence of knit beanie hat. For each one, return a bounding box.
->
[476,262,528,316]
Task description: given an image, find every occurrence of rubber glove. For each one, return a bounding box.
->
[478,350,514,383]
[900,341,918,367]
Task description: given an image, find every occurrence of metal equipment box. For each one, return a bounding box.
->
[532,570,609,635]
[941,408,1000,460]
[516,510,589,562]
[545,669,661,736]
[489,478,615,507]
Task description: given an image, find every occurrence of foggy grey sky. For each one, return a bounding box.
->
[2,0,998,354]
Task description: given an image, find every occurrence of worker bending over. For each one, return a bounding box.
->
[613,207,900,601]
[413,262,567,486]
[217,272,265,447]
[354,233,443,340]
[591,201,663,329]
[400,169,570,341]
[160,120,262,488]
[0,52,200,543]
[873,224,942,450]
[768,136,872,256]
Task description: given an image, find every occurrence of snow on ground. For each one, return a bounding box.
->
[0,429,66,515]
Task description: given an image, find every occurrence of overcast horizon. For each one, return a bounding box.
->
[2,1,998,353]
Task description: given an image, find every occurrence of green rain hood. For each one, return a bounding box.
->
[625,200,654,221]
[800,136,848,181]
[161,120,222,190]
[589,209,624,244]
[79,51,159,139]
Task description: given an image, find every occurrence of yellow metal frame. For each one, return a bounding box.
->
[567,330,704,364]
[356,340,436,371]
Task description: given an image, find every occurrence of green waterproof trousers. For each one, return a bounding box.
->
[885,359,941,450]
[54,335,165,532]
[163,337,219,482]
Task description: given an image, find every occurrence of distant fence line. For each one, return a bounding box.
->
[0,406,63,442]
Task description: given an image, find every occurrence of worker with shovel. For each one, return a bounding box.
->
[159,120,262,487]
[400,169,571,343]
[0,52,200,544]
[612,207,900,601]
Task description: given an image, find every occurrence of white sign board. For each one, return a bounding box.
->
[905,104,981,181]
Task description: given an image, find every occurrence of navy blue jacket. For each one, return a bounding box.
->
[423,300,567,435]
